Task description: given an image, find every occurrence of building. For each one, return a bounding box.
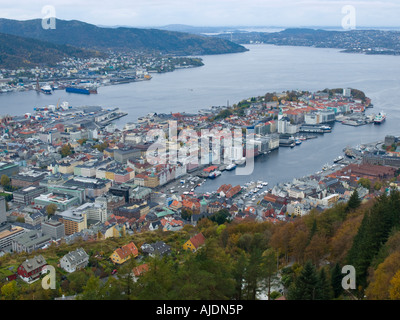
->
[11,230,52,253]
[41,219,65,240]
[141,241,171,257]
[17,255,47,283]
[0,196,6,225]
[109,185,130,202]
[58,207,88,236]
[11,170,47,188]
[114,147,141,164]
[0,162,19,179]
[110,242,139,264]
[60,248,89,273]
[77,202,107,223]
[64,176,111,198]
[34,192,81,211]
[47,185,86,204]
[13,186,47,205]
[183,232,206,252]
[95,194,125,214]
[0,226,25,250]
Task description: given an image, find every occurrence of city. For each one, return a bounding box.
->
[1,0,400,308]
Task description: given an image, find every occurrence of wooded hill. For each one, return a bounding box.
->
[1,188,400,300]
[0,18,248,57]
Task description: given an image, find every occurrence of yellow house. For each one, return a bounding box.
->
[110,242,139,265]
[183,233,206,253]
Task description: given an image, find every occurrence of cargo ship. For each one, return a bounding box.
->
[374,112,386,124]
[66,86,97,95]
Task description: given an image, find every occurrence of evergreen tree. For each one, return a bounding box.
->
[316,267,333,300]
[287,261,319,300]
[346,189,361,212]
[331,263,343,298]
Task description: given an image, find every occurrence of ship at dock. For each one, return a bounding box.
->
[333,155,344,163]
[66,85,98,95]
[40,85,52,95]
[374,112,386,124]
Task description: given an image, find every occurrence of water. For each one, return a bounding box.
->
[1,44,400,192]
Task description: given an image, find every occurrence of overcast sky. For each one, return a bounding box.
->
[1,0,400,28]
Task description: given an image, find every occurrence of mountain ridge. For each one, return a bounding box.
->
[0,18,248,56]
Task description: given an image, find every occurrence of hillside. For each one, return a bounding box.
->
[0,18,248,56]
[215,28,400,55]
[0,32,105,69]
[2,188,400,301]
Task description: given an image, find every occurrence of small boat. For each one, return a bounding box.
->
[226,163,237,171]
[235,157,246,166]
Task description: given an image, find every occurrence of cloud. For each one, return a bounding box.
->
[0,0,399,27]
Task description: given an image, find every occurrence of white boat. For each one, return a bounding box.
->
[235,157,246,166]
[40,85,52,94]
[226,163,237,171]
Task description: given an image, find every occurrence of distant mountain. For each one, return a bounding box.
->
[0,32,104,69]
[0,18,248,56]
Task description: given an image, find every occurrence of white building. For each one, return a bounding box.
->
[60,248,89,273]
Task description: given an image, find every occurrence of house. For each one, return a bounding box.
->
[110,242,139,264]
[183,232,206,253]
[132,263,149,280]
[141,241,171,257]
[17,255,47,283]
[60,248,89,273]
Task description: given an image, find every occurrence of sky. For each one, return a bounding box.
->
[1,0,400,28]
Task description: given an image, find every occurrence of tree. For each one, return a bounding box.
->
[232,252,248,300]
[389,270,400,300]
[346,189,361,212]
[0,174,10,187]
[46,203,58,217]
[1,281,19,300]
[287,261,319,300]
[316,267,333,300]
[60,144,73,157]
[331,263,344,298]
[77,276,102,300]
[261,248,278,300]
[358,178,371,190]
